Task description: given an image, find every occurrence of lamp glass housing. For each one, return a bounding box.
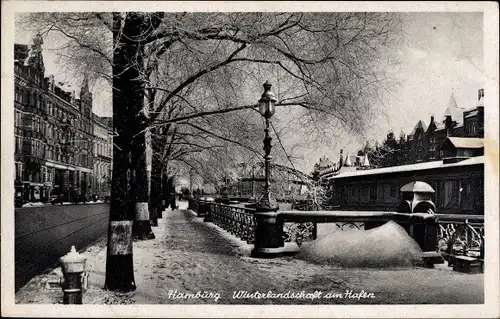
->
[258,81,277,117]
[258,98,276,117]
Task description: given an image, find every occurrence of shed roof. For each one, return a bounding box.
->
[444,137,484,149]
[327,156,484,180]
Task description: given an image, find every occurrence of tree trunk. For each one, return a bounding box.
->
[131,125,155,239]
[161,171,170,210]
[131,23,154,240]
[104,12,138,292]
[149,149,162,223]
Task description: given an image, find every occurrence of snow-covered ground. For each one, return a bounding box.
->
[299,221,423,268]
[15,202,483,305]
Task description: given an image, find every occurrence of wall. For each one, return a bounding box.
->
[15,203,109,291]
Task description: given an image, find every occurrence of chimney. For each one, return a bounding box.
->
[477,89,484,107]
[71,91,76,105]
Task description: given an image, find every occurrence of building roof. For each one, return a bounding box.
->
[344,154,355,166]
[477,95,484,107]
[444,137,484,149]
[317,156,334,170]
[361,154,370,167]
[327,156,484,180]
[434,122,445,130]
[409,120,428,136]
[443,93,465,124]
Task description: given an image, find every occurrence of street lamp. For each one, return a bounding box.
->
[256,81,279,212]
[189,168,194,195]
[251,80,283,258]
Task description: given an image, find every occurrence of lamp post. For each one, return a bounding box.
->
[251,164,256,201]
[189,168,193,195]
[256,81,279,212]
[251,81,283,258]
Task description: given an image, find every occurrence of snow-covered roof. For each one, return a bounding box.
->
[477,96,484,107]
[409,120,428,136]
[361,154,370,167]
[320,165,357,179]
[435,123,445,130]
[344,154,355,166]
[443,155,484,167]
[317,156,334,170]
[443,93,465,124]
[444,137,484,149]
[327,156,484,180]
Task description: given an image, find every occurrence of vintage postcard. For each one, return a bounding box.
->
[1,1,499,318]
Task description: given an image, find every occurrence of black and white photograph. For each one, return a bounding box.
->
[1,1,499,318]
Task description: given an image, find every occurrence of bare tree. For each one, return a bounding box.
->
[17,12,404,291]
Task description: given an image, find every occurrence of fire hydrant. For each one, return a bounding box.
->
[59,246,87,304]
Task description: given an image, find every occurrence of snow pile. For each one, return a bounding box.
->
[22,202,45,207]
[298,221,423,268]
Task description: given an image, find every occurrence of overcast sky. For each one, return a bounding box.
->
[15,12,485,173]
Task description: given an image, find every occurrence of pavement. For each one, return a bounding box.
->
[15,201,484,305]
[15,202,109,292]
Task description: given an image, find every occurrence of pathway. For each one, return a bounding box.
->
[15,204,484,305]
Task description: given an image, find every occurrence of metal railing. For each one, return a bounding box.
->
[279,210,412,247]
[435,214,484,262]
[280,212,485,259]
[194,200,484,261]
[208,202,257,244]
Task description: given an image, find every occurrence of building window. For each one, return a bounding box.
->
[443,180,459,207]
[15,135,22,153]
[369,184,377,201]
[390,184,397,198]
[428,136,435,151]
[15,110,21,128]
[461,181,472,203]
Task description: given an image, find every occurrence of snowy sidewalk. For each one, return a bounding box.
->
[16,202,484,304]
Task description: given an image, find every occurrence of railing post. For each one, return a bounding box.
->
[188,196,199,213]
[197,197,206,217]
[398,181,443,267]
[410,213,438,251]
[251,212,284,258]
[204,201,213,222]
